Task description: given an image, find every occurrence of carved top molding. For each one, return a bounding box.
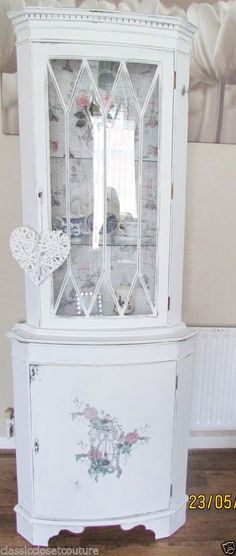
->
[8,7,195,41]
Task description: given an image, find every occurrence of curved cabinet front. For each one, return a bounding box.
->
[31,361,176,520]
[11,332,194,545]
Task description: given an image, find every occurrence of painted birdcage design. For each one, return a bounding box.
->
[73,401,150,481]
[88,416,122,479]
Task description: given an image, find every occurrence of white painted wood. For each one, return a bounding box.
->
[27,341,179,365]
[178,334,196,359]
[38,45,174,330]
[9,10,194,331]
[9,9,195,55]
[15,499,187,546]
[168,51,190,326]
[9,321,193,344]
[189,432,236,449]
[31,362,176,519]
[16,40,175,331]
[15,507,85,547]
[12,357,34,515]
[171,354,193,506]
[156,52,173,324]
[11,332,194,545]
[15,40,40,327]
[8,8,195,546]
[13,327,236,450]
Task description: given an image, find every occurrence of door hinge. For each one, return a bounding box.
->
[171,182,174,199]
[170,484,173,497]
[168,296,171,311]
[175,375,179,391]
[33,439,40,454]
[174,71,177,90]
[29,365,38,381]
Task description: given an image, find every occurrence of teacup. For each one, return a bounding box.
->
[117,220,137,237]
[86,212,118,234]
[52,216,87,239]
[113,282,134,315]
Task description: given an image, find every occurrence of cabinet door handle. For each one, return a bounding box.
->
[29,365,39,381]
[181,85,189,96]
[33,439,40,454]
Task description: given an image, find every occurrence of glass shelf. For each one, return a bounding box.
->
[49,58,159,317]
[50,155,158,162]
[69,240,157,247]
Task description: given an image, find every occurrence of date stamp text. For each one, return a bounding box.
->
[189,494,236,510]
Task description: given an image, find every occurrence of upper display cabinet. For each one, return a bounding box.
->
[10,8,195,334]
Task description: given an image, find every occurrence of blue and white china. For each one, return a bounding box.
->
[52,216,87,239]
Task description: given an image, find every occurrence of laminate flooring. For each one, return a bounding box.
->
[0,449,235,555]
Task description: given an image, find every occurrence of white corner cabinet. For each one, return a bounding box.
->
[8,8,195,546]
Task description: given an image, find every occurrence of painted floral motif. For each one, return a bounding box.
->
[72,400,150,481]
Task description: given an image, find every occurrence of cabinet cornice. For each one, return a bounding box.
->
[9,8,195,52]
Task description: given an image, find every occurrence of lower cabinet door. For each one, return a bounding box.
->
[31,361,176,520]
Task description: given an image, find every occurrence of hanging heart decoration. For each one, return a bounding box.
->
[10,227,70,285]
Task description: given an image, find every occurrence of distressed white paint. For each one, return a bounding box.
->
[10,333,194,545]
[5,328,236,450]
[32,363,176,519]
[8,8,195,332]
[5,328,236,451]
[8,8,195,546]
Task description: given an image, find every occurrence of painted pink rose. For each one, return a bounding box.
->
[89,448,102,462]
[100,93,110,106]
[51,141,58,152]
[76,92,90,108]
[124,431,139,445]
[84,406,98,421]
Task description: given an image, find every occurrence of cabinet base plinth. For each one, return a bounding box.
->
[15,499,187,546]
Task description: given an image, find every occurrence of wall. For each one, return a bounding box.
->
[1,80,236,434]
[183,142,236,326]
[0,79,25,437]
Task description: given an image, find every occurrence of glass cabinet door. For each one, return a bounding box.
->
[48,58,160,317]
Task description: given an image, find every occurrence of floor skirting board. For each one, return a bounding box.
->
[189,431,236,449]
[0,436,15,449]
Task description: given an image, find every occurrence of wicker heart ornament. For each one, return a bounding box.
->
[10,227,70,285]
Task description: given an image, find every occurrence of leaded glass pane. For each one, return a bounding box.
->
[141,75,159,310]
[49,59,159,317]
[50,59,82,107]
[126,62,157,108]
[56,276,85,317]
[88,60,120,106]
[48,74,65,158]
[69,66,104,306]
[105,67,139,309]
[48,74,68,306]
[125,276,152,316]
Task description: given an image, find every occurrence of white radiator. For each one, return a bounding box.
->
[189,327,236,448]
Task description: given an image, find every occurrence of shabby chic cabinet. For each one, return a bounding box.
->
[8,7,195,546]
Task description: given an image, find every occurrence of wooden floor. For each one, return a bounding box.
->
[0,449,235,555]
